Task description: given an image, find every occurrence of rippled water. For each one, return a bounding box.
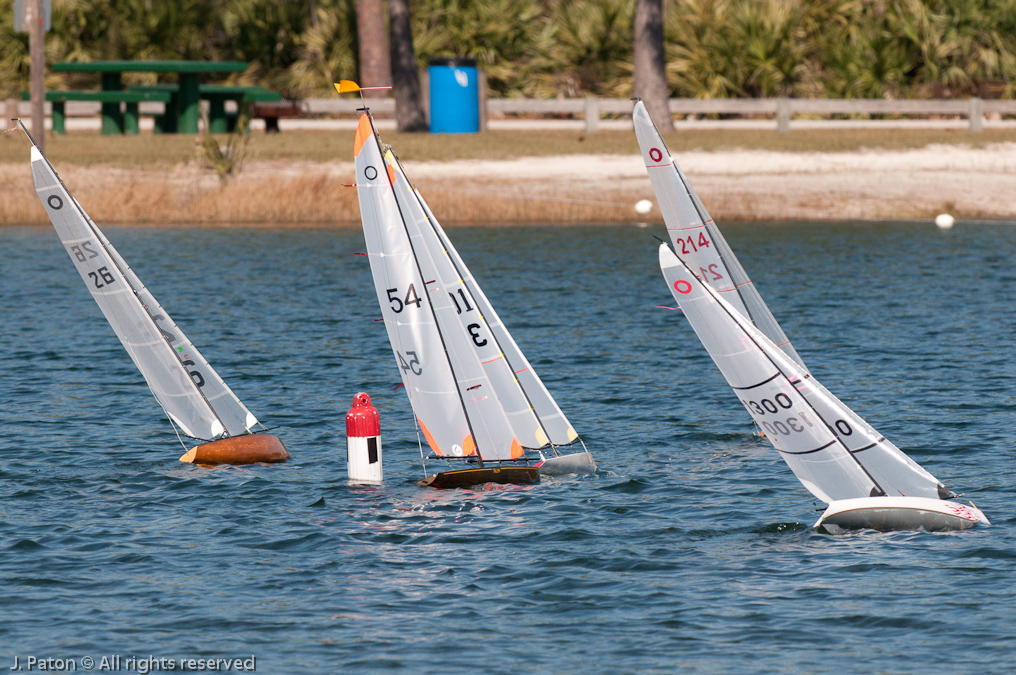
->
[1,222,1013,673]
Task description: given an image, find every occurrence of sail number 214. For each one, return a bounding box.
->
[677,232,712,255]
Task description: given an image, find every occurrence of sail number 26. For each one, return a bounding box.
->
[67,242,117,289]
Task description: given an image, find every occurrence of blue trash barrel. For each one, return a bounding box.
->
[429,57,479,134]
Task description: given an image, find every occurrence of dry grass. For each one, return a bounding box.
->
[3,125,1015,226]
[4,126,1016,167]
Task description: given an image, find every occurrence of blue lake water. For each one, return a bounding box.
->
[1,222,1014,674]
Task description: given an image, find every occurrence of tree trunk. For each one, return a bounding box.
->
[389,0,427,131]
[633,0,672,132]
[356,0,391,98]
[30,0,46,152]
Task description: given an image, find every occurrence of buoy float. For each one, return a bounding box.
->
[179,433,289,466]
[346,392,382,483]
[635,199,653,216]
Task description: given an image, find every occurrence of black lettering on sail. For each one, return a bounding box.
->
[151,314,176,343]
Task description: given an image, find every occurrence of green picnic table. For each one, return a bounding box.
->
[126,84,282,133]
[51,60,248,134]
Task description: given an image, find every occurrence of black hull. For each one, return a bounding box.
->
[419,466,539,489]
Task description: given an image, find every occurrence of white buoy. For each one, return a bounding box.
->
[634,199,653,216]
[935,213,955,230]
[346,392,382,483]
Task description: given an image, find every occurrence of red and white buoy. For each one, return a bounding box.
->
[346,392,382,483]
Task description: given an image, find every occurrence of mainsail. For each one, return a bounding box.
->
[633,100,806,371]
[29,140,259,442]
[659,243,949,504]
[385,153,582,450]
[354,112,524,462]
[410,183,581,448]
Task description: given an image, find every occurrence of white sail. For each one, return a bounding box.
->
[30,144,257,440]
[354,113,523,461]
[659,243,949,503]
[409,182,581,447]
[384,151,546,451]
[633,100,806,371]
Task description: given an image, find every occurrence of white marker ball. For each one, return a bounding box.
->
[634,199,653,216]
[935,213,955,229]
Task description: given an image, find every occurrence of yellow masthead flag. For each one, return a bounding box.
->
[335,81,361,94]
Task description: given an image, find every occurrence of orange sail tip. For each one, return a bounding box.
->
[353,114,372,157]
[418,417,443,457]
[510,437,524,459]
[335,80,361,94]
[387,163,397,184]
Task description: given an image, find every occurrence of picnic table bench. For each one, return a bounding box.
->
[21,89,172,134]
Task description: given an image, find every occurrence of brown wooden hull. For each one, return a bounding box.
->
[179,434,289,466]
[418,466,539,489]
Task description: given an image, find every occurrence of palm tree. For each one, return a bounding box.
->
[356,0,391,95]
[633,0,672,130]
[389,0,427,130]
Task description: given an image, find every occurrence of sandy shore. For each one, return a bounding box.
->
[4,143,1015,225]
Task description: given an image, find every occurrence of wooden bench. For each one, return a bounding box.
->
[248,100,303,132]
[21,89,172,134]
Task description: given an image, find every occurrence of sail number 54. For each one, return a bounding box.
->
[398,350,422,376]
[387,285,422,313]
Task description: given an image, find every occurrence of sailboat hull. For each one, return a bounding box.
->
[419,466,539,489]
[536,451,597,476]
[180,434,290,466]
[815,497,989,533]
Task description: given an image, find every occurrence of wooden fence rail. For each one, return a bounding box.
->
[10,96,1016,133]
[302,96,1016,132]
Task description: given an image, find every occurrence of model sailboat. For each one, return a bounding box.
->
[633,104,987,531]
[23,123,287,466]
[348,100,594,487]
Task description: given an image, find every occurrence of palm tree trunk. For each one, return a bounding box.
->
[389,0,427,131]
[633,0,672,131]
[356,0,392,97]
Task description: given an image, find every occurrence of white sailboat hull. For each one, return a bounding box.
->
[815,497,989,533]
[536,451,597,477]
